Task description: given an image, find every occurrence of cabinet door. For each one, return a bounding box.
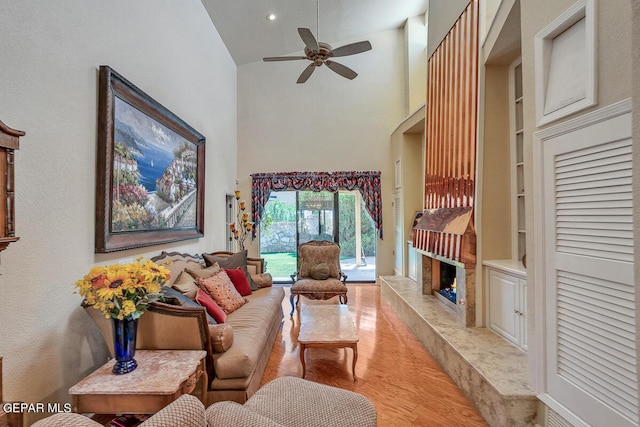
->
[407,242,417,281]
[518,278,527,351]
[488,270,519,345]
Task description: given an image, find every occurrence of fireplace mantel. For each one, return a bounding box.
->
[413,206,476,268]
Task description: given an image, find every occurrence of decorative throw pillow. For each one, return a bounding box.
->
[197,270,248,314]
[185,263,221,280]
[225,267,252,296]
[310,262,331,280]
[252,273,273,288]
[203,251,259,291]
[162,286,217,324]
[171,271,201,299]
[153,251,204,287]
[195,289,227,323]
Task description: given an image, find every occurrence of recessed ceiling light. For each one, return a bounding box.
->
[266,12,277,21]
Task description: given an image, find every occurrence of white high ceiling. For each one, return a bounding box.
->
[201,0,429,66]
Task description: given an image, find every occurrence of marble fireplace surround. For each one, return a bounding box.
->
[421,253,476,327]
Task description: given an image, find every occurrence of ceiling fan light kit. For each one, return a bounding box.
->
[263,26,372,84]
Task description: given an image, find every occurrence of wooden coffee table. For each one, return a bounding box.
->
[69,350,207,415]
[298,304,359,381]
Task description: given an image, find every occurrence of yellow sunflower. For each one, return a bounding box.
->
[96,268,132,300]
[75,258,167,320]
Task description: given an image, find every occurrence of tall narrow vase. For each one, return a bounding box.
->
[111,316,138,375]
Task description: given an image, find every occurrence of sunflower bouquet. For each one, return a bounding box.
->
[75,258,170,320]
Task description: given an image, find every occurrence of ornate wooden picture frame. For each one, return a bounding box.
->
[96,66,205,253]
[0,120,23,253]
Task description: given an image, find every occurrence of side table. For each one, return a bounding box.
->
[69,350,207,415]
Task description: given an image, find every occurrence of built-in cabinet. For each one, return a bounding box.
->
[510,58,526,262]
[407,241,417,281]
[484,260,527,351]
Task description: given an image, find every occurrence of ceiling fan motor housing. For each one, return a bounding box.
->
[304,42,333,66]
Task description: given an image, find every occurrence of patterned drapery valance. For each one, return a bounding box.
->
[251,171,383,239]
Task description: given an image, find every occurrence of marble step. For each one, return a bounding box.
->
[380,275,538,427]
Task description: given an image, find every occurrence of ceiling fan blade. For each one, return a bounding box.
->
[263,56,308,62]
[297,63,316,84]
[331,40,372,57]
[325,60,358,80]
[298,28,319,52]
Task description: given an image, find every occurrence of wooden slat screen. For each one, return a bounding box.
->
[414,0,479,265]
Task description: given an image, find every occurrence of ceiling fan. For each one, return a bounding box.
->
[262,2,372,84]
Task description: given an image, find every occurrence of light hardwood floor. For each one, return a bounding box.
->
[261,284,489,427]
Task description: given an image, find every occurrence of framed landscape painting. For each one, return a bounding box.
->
[95,66,205,253]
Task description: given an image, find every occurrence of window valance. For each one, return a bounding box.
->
[250,171,383,239]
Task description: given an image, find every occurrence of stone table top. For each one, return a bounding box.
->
[69,350,206,396]
[299,304,359,344]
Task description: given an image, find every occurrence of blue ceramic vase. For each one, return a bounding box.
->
[111,316,138,374]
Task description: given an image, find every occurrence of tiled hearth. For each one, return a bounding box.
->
[380,275,537,427]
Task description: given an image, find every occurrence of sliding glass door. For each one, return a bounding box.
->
[297,191,337,245]
[259,190,376,283]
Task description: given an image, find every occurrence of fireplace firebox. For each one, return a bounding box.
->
[439,262,457,304]
[421,254,476,327]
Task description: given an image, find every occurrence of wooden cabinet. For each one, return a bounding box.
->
[485,261,527,351]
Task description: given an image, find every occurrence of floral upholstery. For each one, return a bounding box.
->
[298,242,341,278]
[290,240,347,316]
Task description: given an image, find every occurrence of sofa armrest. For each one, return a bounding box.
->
[205,401,285,426]
[141,394,205,427]
[139,302,215,381]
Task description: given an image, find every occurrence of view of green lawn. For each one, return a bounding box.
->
[262,252,297,279]
[263,250,356,279]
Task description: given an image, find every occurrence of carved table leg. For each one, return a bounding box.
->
[351,343,358,381]
[300,343,306,377]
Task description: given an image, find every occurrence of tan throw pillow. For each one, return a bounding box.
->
[203,251,259,291]
[252,273,273,288]
[197,270,247,314]
[310,263,330,280]
[171,271,201,300]
[185,263,221,280]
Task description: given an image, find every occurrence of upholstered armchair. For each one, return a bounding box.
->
[289,240,348,316]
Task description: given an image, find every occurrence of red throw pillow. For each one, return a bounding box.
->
[195,289,227,323]
[225,267,252,296]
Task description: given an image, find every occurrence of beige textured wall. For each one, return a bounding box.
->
[480,65,511,260]
[404,15,427,114]
[237,29,405,276]
[0,1,236,423]
[402,132,424,237]
[427,0,472,58]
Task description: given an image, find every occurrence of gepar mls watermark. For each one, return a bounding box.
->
[2,402,72,413]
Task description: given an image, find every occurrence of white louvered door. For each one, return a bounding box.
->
[541,105,636,426]
[394,193,403,275]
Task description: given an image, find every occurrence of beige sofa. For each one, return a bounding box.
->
[33,377,377,427]
[85,251,285,405]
